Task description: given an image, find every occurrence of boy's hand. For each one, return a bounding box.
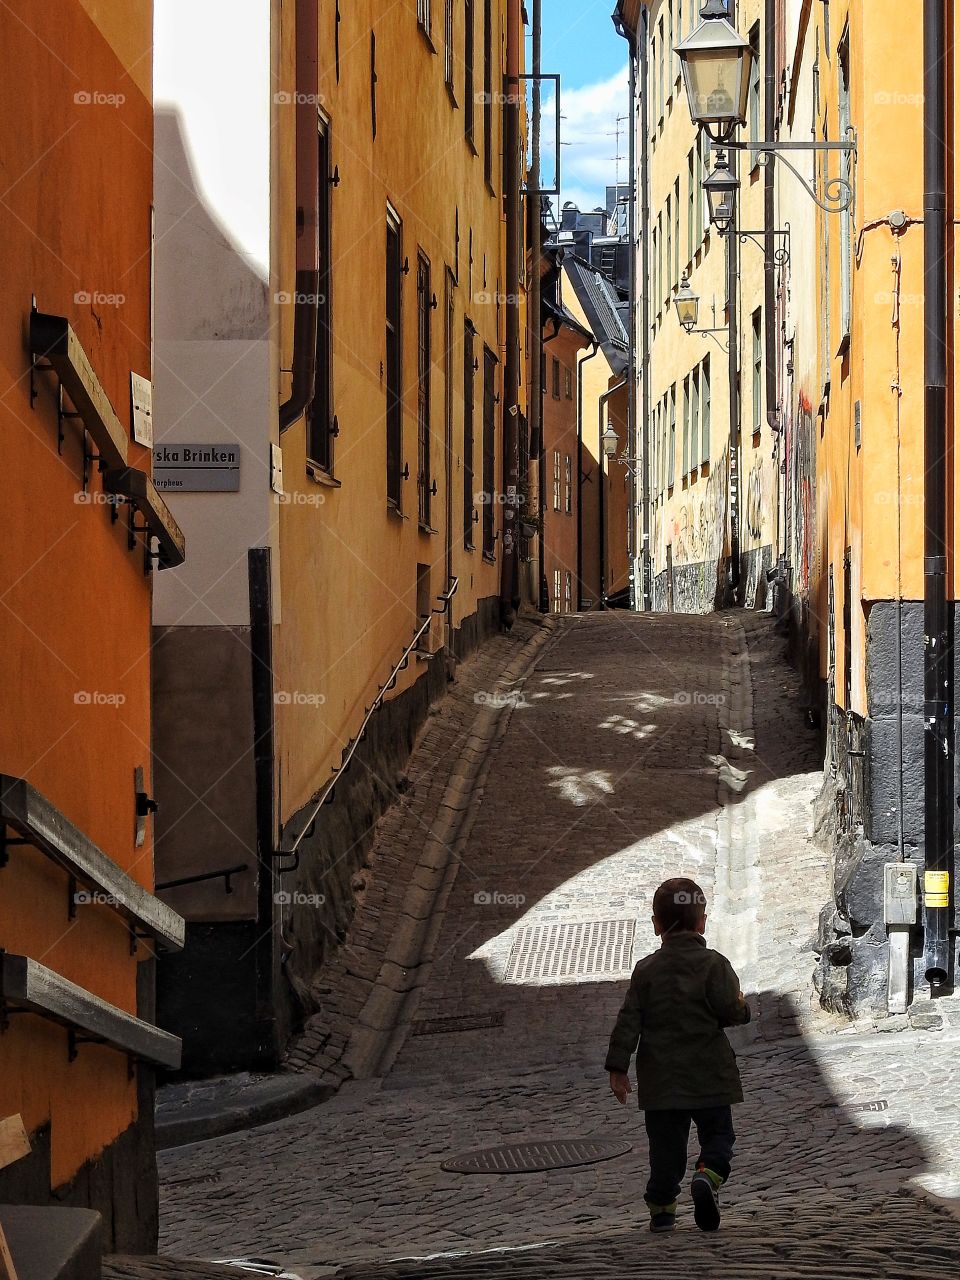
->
[609,1071,632,1105]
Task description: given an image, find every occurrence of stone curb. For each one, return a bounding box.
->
[343,614,561,1079]
[156,1074,333,1150]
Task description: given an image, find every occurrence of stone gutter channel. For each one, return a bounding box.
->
[304,613,561,1083]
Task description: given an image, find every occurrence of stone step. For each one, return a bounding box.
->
[0,1206,101,1280]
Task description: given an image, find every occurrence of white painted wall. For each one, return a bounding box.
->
[152,0,278,628]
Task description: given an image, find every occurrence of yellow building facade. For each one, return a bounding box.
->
[151,0,530,1072]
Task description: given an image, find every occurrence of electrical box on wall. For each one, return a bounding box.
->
[883,863,917,926]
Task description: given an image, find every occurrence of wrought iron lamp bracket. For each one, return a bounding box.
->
[732,224,791,267]
[722,129,857,215]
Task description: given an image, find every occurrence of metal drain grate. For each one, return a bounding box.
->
[503,918,636,984]
[442,1137,632,1174]
[412,1011,505,1035]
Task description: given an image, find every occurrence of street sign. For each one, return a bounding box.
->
[153,443,240,492]
[131,373,153,446]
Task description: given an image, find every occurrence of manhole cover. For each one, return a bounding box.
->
[442,1137,631,1174]
[413,1011,505,1035]
[503,918,636,984]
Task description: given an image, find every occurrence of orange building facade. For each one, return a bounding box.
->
[0,0,184,1252]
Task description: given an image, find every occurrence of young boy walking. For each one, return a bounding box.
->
[605,877,751,1234]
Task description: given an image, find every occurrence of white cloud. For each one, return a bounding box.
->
[553,64,631,214]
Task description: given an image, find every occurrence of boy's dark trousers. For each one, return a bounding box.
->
[643,1105,736,1206]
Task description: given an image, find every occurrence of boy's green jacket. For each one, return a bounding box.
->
[604,932,751,1110]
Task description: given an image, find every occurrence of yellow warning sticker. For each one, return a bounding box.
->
[925,870,950,906]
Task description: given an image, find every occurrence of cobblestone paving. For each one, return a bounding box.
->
[152,611,960,1280]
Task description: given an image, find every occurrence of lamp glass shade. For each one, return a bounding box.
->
[703,154,740,232]
[674,276,699,331]
[602,424,619,458]
[676,18,754,135]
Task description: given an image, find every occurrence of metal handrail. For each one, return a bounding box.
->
[276,576,459,872]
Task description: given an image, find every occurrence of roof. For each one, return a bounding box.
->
[542,296,594,345]
[562,255,630,375]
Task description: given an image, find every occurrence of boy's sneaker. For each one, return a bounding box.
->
[690,1166,722,1232]
[647,1201,677,1233]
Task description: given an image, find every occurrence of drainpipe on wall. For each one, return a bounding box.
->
[577,341,601,608]
[726,0,742,600]
[500,0,522,626]
[279,0,319,432]
[598,376,628,611]
[529,0,546,613]
[613,11,641,611]
[763,0,778,443]
[922,0,952,990]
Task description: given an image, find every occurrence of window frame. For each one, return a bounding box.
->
[385,209,403,509]
[416,250,433,526]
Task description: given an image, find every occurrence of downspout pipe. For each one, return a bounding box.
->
[763,0,778,438]
[726,0,741,601]
[638,4,651,611]
[500,0,522,626]
[613,11,640,611]
[598,376,628,610]
[279,0,320,432]
[530,0,546,613]
[577,341,602,608]
[922,0,952,989]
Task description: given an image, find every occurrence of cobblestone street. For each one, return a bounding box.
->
[150,612,960,1279]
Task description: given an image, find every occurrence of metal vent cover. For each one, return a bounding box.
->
[442,1137,632,1175]
[412,1011,505,1035]
[503,918,636,984]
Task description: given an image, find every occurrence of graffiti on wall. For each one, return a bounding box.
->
[790,390,817,599]
[745,453,767,544]
[671,445,729,568]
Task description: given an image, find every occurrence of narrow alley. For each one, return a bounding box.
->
[138,613,960,1279]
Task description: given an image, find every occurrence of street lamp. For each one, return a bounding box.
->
[675,273,700,333]
[703,150,739,234]
[601,423,619,458]
[676,3,856,214]
[675,1,753,144]
[675,272,728,349]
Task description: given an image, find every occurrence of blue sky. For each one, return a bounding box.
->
[528,1,630,214]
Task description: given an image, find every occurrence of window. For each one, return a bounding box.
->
[385,211,403,506]
[553,568,562,613]
[667,1,673,104]
[668,386,676,488]
[665,196,672,298]
[752,308,763,435]
[838,31,853,343]
[674,178,681,284]
[553,450,561,510]
[658,18,665,120]
[483,0,493,185]
[370,32,378,139]
[701,356,711,464]
[464,0,475,145]
[540,350,546,395]
[682,376,690,477]
[307,119,333,471]
[748,23,761,168]
[687,149,695,263]
[417,252,432,525]
[552,356,561,399]
[418,0,432,39]
[444,268,455,534]
[565,571,572,612]
[463,320,475,546]
[564,454,572,513]
[691,364,700,474]
[651,224,659,322]
[482,346,496,554]
[564,367,573,399]
[444,0,454,90]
